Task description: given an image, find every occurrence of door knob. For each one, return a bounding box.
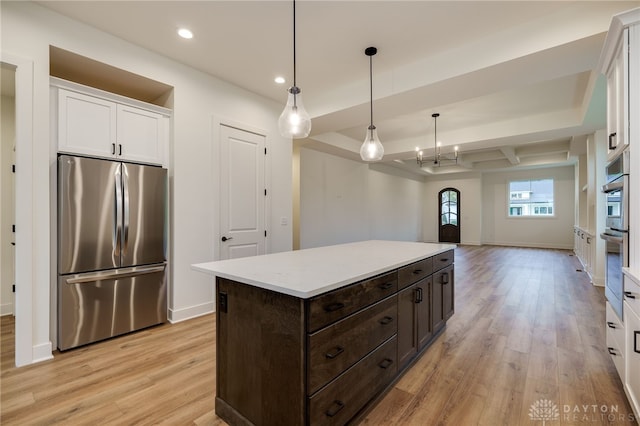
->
[221,236,233,242]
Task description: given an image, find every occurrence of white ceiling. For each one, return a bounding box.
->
[37,1,638,175]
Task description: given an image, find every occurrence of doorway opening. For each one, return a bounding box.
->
[1,63,16,318]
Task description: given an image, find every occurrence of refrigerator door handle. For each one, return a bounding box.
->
[114,165,123,258]
[123,163,130,255]
[64,265,166,284]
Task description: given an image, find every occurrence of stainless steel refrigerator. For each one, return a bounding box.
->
[57,155,167,350]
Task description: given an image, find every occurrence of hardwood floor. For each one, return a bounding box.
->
[1,246,635,425]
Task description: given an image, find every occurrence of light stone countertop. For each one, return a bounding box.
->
[192,240,455,299]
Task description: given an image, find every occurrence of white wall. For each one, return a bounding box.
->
[1,93,15,315]
[299,148,423,248]
[481,166,575,249]
[1,2,292,364]
[423,172,483,245]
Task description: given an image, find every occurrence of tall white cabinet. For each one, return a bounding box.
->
[600,7,640,423]
[53,78,170,167]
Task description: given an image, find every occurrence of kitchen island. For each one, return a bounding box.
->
[193,240,455,426]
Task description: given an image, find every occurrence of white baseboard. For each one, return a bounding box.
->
[168,301,215,323]
[484,241,573,250]
[0,303,14,316]
[32,341,53,363]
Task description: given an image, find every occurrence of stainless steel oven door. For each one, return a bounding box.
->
[603,175,628,232]
[601,230,627,320]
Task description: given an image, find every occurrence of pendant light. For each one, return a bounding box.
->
[278,0,311,139]
[360,47,384,161]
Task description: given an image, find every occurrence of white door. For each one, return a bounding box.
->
[219,124,266,260]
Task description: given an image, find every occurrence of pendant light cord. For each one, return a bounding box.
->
[293,0,297,88]
[369,55,373,128]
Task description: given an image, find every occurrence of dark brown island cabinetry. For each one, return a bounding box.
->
[211,247,455,426]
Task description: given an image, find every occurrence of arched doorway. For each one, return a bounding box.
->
[439,188,460,243]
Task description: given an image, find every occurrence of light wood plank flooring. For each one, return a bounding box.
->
[1,246,636,425]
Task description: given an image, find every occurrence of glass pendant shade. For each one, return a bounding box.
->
[279,86,311,138]
[360,125,384,161]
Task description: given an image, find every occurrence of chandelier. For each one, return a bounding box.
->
[416,113,458,167]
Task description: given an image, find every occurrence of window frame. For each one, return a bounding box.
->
[507,178,555,218]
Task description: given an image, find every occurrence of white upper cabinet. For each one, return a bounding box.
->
[58,89,118,159]
[600,8,639,162]
[54,80,170,166]
[116,104,167,165]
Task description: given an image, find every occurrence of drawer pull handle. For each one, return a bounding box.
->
[378,358,394,369]
[441,273,449,285]
[325,400,345,417]
[607,347,617,356]
[606,321,616,329]
[440,258,449,262]
[379,316,394,325]
[324,302,345,312]
[624,291,636,299]
[325,346,344,359]
[111,143,116,155]
[412,269,423,275]
[379,282,394,290]
[635,331,640,354]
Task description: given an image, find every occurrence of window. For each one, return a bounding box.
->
[508,179,554,217]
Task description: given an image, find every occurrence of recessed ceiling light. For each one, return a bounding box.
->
[274,76,286,84]
[178,28,193,39]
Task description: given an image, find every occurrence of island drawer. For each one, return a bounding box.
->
[433,249,454,271]
[307,271,397,333]
[398,257,433,290]
[307,295,397,395]
[308,335,398,426]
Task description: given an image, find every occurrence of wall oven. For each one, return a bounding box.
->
[601,149,629,321]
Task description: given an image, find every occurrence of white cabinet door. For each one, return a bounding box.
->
[116,105,166,165]
[58,89,117,158]
[624,300,640,421]
[606,28,629,161]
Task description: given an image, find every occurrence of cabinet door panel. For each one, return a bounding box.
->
[442,265,455,321]
[397,285,417,368]
[624,302,640,420]
[117,104,166,165]
[416,277,433,350]
[432,273,444,334]
[58,89,116,158]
